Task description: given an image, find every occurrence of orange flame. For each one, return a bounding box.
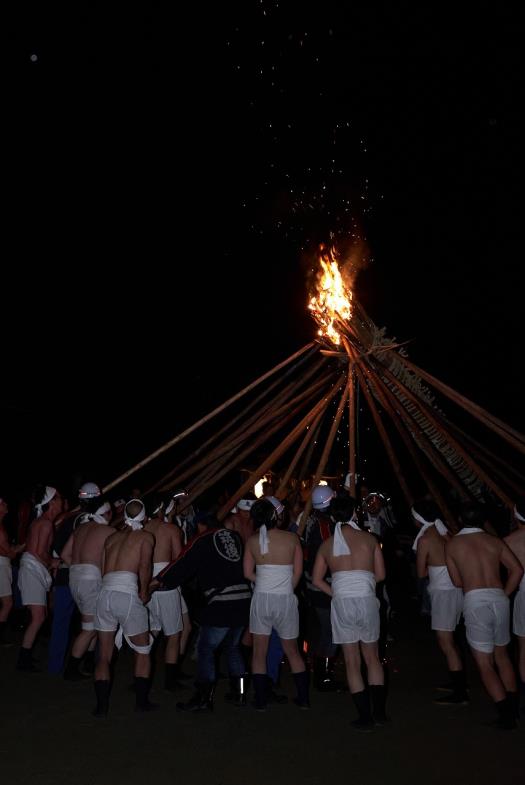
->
[308,245,352,345]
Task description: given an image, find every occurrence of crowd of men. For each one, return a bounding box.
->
[0,479,524,731]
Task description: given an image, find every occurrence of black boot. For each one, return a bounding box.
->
[0,621,13,647]
[164,662,189,691]
[176,651,192,680]
[252,673,267,712]
[495,696,517,730]
[293,671,310,710]
[351,689,374,731]
[135,676,159,712]
[64,655,90,681]
[434,670,469,705]
[266,675,287,704]
[225,675,248,706]
[81,650,96,675]
[17,646,40,672]
[176,682,214,712]
[507,691,519,720]
[93,680,110,718]
[370,684,389,724]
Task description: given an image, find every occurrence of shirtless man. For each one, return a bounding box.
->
[244,498,309,711]
[0,496,24,646]
[504,496,525,710]
[17,486,62,671]
[414,499,467,704]
[225,494,256,544]
[60,500,114,680]
[93,499,155,716]
[313,494,386,730]
[446,502,523,730]
[143,495,185,690]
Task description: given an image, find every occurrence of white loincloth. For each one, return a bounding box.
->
[18,552,52,606]
[95,571,153,654]
[513,574,525,638]
[463,588,510,653]
[0,555,13,597]
[69,563,102,618]
[250,564,298,639]
[147,562,183,636]
[330,570,380,644]
[427,565,463,632]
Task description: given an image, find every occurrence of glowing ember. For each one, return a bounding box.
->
[308,245,352,345]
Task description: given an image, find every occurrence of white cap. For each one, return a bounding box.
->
[312,484,335,510]
[266,496,284,515]
[238,498,255,511]
[78,482,102,500]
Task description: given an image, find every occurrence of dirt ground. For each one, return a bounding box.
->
[1,612,523,785]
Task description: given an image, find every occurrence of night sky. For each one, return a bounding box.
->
[3,4,524,498]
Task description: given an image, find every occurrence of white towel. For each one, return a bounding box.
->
[254,564,293,594]
[331,569,376,598]
[333,521,362,556]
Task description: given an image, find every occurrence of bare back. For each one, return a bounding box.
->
[504,527,525,570]
[103,529,154,576]
[248,529,298,565]
[26,517,54,567]
[71,522,115,569]
[321,528,383,579]
[144,519,182,563]
[446,532,517,592]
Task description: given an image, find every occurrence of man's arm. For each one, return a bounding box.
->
[171,526,183,561]
[500,541,524,596]
[374,541,386,583]
[416,539,429,579]
[312,546,332,597]
[138,533,154,604]
[154,532,206,591]
[60,532,74,566]
[292,537,303,589]
[445,544,463,588]
[243,540,256,584]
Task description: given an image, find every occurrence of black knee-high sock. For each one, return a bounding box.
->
[351,689,372,724]
[93,680,110,717]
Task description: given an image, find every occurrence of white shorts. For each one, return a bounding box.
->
[463,589,510,654]
[331,595,380,644]
[249,592,299,639]
[429,588,463,632]
[95,589,149,639]
[18,554,52,607]
[148,588,183,636]
[513,591,525,638]
[0,557,12,597]
[69,572,101,617]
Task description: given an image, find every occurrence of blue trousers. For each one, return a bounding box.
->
[47,585,75,674]
[197,625,244,683]
[266,628,284,685]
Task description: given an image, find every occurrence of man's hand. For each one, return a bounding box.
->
[149,579,161,594]
[139,589,150,605]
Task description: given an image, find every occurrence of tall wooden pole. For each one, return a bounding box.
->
[102,341,316,495]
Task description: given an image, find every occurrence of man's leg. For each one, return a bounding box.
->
[342,642,372,729]
[18,605,46,670]
[177,626,226,711]
[47,586,75,674]
[0,595,13,645]
[433,630,468,704]
[281,637,310,709]
[130,631,155,712]
[361,641,387,723]
[93,631,114,717]
[252,633,271,710]
[518,637,525,710]
[471,647,516,729]
[223,627,249,706]
[494,644,518,718]
[64,615,96,680]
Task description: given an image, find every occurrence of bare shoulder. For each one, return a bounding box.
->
[140,530,155,545]
[246,533,258,550]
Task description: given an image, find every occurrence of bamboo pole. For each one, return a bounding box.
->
[358,360,457,529]
[183,377,335,503]
[102,342,316,495]
[400,357,525,452]
[145,352,326,495]
[297,375,350,536]
[376,361,515,509]
[276,407,327,498]
[217,375,347,520]
[153,361,332,495]
[364,358,471,501]
[342,338,357,497]
[354,365,414,508]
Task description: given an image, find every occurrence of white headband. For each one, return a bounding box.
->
[124,499,146,530]
[259,524,269,555]
[35,486,57,517]
[238,499,255,511]
[333,520,362,556]
[411,508,448,551]
[77,502,111,526]
[515,505,525,523]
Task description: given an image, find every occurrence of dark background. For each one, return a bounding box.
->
[3,3,523,498]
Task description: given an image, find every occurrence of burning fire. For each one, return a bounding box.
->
[308,245,352,345]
